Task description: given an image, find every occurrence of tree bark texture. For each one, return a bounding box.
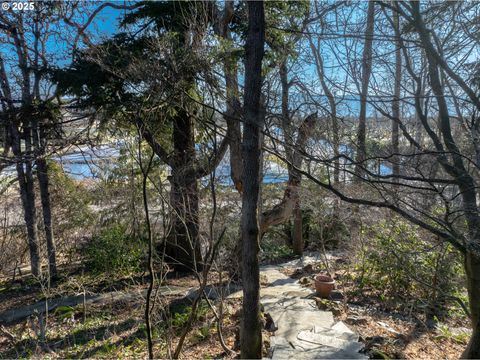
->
[36,157,57,278]
[308,36,340,185]
[391,8,401,181]
[215,0,243,193]
[260,113,316,235]
[279,60,303,255]
[240,1,265,358]
[11,123,40,276]
[354,1,375,180]
[32,121,57,279]
[168,110,202,272]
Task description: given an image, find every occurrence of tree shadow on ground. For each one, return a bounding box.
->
[0,318,140,359]
[68,324,147,358]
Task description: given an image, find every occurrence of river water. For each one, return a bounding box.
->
[1,142,391,184]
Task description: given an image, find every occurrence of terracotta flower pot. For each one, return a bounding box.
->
[314,274,335,298]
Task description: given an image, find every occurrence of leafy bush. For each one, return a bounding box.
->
[166,300,210,334]
[353,218,465,318]
[308,212,350,250]
[260,237,293,262]
[84,224,145,274]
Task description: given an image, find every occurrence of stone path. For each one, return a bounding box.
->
[233,255,367,359]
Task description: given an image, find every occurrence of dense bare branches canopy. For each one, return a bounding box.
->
[1,1,480,359]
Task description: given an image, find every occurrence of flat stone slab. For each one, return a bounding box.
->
[312,324,359,342]
[260,265,290,284]
[263,298,335,349]
[273,252,340,270]
[227,285,312,300]
[331,321,359,341]
[261,284,312,298]
[229,266,310,299]
[271,346,367,360]
[297,330,363,353]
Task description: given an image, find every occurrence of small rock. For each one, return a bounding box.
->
[368,349,389,359]
[366,335,386,346]
[333,307,343,316]
[300,276,311,284]
[303,263,314,273]
[315,297,331,311]
[329,290,345,301]
[377,321,400,334]
[346,315,368,325]
[264,312,277,332]
[314,297,345,316]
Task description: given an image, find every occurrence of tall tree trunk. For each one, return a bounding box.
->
[33,121,57,279]
[260,113,316,235]
[168,110,202,272]
[411,3,480,356]
[463,252,480,358]
[240,1,264,358]
[224,40,243,192]
[36,157,57,279]
[391,8,401,181]
[0,121,5,151]
[413,68,426,154]
[11,123,41,276]
[308,36,340,185]
[279,60,303,255]
[292,196,303,255]
[216,1,243,192]
[354,1,375,180]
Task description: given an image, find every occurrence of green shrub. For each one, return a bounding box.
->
[308,213,350,249]
[84,224,145,274]
[166,300,210,334]
[353,218,465,318]
[260,237,293,262]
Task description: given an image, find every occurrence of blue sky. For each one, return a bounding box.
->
[89,4,126,39]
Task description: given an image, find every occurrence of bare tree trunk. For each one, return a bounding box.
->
[216,0,243,193]
[11,123,40,276]
[391,8,401,181]
[240,1,265,358]
[410,4,480,357]
[292,196,303,255]
[308,35,339,185]
[168,110,202,272]
[279,60,303,255]
[33,121,57,279]
[31,8,57,279]
[0,121,6,151]
[36,158,56,279]
[463,252,480,359]
[354,1,375,180]
[1,32,41,276]
[260,114,316,235]
[138,139,155,360]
